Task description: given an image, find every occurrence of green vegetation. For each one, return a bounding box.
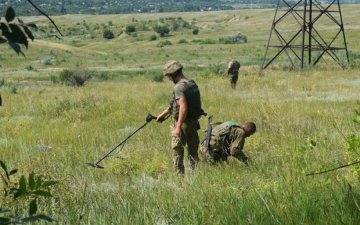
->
[1,4,360,224]
[102,29,115,39]
[0,160,58,224]
[4,1,360,16]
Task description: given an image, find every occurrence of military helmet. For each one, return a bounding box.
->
[163,60,183,76]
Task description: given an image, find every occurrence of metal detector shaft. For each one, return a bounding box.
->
[90,114,156,167]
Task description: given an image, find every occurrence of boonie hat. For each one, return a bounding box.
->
[163,60,183,76]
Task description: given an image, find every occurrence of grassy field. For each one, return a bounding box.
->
[1,4,360,225]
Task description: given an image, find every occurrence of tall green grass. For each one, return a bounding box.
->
[1,67,360,224]
[1,4,360,224]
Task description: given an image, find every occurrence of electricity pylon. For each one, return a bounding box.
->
[262,0,349,69]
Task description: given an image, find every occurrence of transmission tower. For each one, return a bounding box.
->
[262,0,349,69]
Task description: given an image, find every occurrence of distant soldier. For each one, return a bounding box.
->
[227,57,241,89]
[156,60,203,176]
[200,121,256,165]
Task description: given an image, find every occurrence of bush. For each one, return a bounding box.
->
[157,40,172,48]
[0,160,57,224]
[153,24,170,37]
[149,34,157,41]
[59,67,91,86]
[227,33,247,44]
[178,39,188,44]
[41,58,53,66]
[192,28,199,35]
[209,63,225,75]
[26,65,34,71]
[126,24,136,33]
[218,37,232,44]
[103,29,115,39]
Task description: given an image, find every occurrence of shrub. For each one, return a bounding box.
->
[149,34,157,41]
[153,24,170,37]
[192,28,199,35]
[0,160,57,224]
[103,29,115,39]
[26,65,34,71]
[59,67,91,86]
[209,63,225,75]
[126,24,136,33]
[157,40,172,47]
[41,58,53,66]
[227,33,248,43]
[171,22,180,31]
[178,39,188,44]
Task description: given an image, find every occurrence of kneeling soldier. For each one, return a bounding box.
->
[200,121,256,165]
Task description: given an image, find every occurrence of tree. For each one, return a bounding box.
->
[0,0,63,56]
[153,24,170,37]
[125,24,136,33]
[103,29,115,39]
[0,7,36,56]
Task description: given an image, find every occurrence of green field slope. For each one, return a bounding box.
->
[1,5,360,225]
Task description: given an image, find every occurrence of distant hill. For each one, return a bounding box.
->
[1,0,359,16]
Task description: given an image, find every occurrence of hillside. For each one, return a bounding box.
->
[1,0,360,16]
[1,3,359,72]
[1,5,360,225]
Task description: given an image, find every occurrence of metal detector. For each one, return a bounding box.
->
[86,113,157,169]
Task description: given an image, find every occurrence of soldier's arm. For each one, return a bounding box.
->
[230,132,249,165]
[227,61,233,74]
[172,97,187,137]
[156,106,171,123]
[232,150,249,165]
[227,65,231,74]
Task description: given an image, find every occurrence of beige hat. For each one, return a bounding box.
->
[163,60,183,76]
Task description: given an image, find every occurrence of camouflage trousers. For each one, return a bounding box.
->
[229,72,239,84]
[171,119,199,175]
[200,136,227,164]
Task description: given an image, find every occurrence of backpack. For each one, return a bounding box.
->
[211,121,238,137]
[231,60,241,70]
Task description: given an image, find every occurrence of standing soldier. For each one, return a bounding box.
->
[227,57,241,89]
[156,60,203,176]
[200,121,256,165]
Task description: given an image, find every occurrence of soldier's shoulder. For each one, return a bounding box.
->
[173,80,188,93]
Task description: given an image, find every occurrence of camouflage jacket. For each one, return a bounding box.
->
[209,121,248,162]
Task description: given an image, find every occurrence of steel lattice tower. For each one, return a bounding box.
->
[262,0,349,69]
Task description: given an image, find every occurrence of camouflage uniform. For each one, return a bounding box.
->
[171,79,202,174]
[200,121,249,164]
[227,60,240,85]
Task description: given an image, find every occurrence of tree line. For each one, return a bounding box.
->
[0,0,285,16]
